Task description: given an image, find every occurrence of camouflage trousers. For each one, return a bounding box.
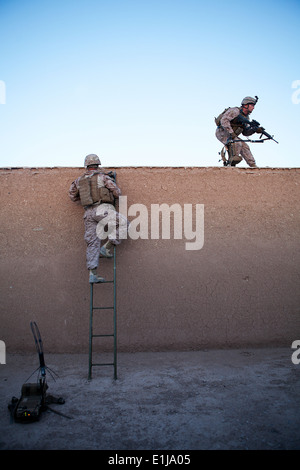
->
[216,127,256,167]
[84,204,128,270]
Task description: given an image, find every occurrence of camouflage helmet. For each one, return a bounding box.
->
[241,96,258,106]
[84,154,101,167]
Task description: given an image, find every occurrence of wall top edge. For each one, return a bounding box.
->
[1,166,300,171]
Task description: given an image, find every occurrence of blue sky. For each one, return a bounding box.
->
[0,0,299,168]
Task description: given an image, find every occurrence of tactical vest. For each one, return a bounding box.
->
[78,173,114,207]
[215,107,244,136]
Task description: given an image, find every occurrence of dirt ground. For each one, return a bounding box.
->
[1,348,300,451]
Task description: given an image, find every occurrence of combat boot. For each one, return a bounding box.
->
[100,241,114,258]
[89,269,105,283]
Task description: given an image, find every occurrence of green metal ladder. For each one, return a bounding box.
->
[88,246,117,380]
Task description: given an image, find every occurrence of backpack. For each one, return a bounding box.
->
[214,107,230,126]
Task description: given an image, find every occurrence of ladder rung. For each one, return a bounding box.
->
[93,306,114,310]
[92,334,114,338]
[89,281,113,285]
[92,363,115,367]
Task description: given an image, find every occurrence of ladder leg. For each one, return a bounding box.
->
[88,282,93,380]
[113,246,117,380]
[88,245,117,380]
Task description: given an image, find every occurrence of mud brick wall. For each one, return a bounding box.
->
[1,167,300,353]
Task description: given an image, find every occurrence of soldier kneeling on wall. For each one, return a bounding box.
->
[215,96,264,167]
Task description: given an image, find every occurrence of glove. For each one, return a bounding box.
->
[226,133,235,144]
[255,127,264,134]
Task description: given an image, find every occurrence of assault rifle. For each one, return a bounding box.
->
[233,114,279,144]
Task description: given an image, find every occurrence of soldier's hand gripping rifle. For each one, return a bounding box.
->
[233,114,279,144]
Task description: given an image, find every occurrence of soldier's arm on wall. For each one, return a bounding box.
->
[103,175,122,199]
[69,180,80,202]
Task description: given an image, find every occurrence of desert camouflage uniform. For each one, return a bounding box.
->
[69,170,128,270]
[216,107,256,167]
